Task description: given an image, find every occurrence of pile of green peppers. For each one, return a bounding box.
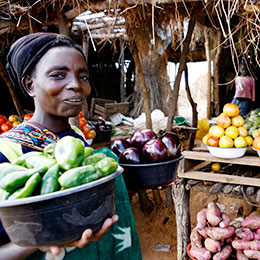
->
[0,136,118,201]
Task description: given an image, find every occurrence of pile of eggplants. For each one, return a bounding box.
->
[111,129,181,164]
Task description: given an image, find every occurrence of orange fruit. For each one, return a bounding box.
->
[225,126,239,139]
[209,125,225,138]
[219,136,234,148]
[253,136,260,150]
[216,113,231,128]
[234,136,247,148]
[238,126,248,137]
[223,103,239,117]
[231,115,245,127]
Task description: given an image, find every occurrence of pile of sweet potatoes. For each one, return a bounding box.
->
[232,216,260,259]
[190,202,260,259]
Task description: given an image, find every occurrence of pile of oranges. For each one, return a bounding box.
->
[78,112,96,140]
[203,103,253,148]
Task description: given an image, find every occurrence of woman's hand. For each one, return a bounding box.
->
[41,215,119,256]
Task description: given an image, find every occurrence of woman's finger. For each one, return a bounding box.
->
[91,215,119,242]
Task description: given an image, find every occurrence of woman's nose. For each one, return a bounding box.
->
[66,75,82,91]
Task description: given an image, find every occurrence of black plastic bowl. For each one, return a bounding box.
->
[93,129,112,144]
[120,155,183,190]
[0,167,123,247]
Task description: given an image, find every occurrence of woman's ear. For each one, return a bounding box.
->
[21,75,35,97]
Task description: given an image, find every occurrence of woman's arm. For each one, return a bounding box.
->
[0,242,37,260]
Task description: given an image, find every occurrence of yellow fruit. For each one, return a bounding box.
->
[211,162,221,172]
[196,118,210,140]
[202,133,210,145]
[245,136,253,146]
[209,125,225,138]
[216,113,231,128]
[231,115,245,127]
[238,126,248,137]
[223,103,239,117]
[234,136,248,148]
[253,136,260,150]
[225,126,239,139]
[219,135,234,148]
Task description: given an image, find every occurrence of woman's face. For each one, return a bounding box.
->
[29,46,91,118]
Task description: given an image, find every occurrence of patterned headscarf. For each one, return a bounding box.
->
[6,32,86,96]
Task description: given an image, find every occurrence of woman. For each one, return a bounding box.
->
[231,61,255,117]
[0,33,142,260]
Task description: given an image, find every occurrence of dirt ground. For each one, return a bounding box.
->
[131,188,256,260]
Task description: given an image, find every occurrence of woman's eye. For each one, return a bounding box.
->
[49,72,64,79]
[80,75,89,81]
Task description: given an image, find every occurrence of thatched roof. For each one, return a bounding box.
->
[0,0,259,65]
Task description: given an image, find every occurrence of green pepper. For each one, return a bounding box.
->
[43,142,56,157]
[58,165,96,189]
[12,151,44,167]
[40,164,60,195]
[83,171,104,184]
[0,163,27,180]
[0,188,10,201]
[54,136,85,170]
[82,152,106,166]
[25,154,56,169]
[8,172,42,200]
[0,166,47,193]
[95,157,118,176]
[84,147,95,158]
[94,147,119,163]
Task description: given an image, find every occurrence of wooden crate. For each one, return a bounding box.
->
[90,98,129,120]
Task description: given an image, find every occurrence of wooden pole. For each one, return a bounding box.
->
[214,31,222,115]
[120,40,125,102]
[173,159,190,260]
[184,65,198,151]
[166,12,197,132]
[204,27,212,119]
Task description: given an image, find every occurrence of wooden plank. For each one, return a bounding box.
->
[183,151,260,167]
[178,171,260,187]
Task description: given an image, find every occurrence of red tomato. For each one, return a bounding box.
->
[8,115,19,123]
[0,115,7,125]
[206,136,219,147]
[24,113,33,121]
[85,130,96,139]
[1,123,12,132]
[78,112,84,118]
[82,124,91,135]
[79,118,87,127]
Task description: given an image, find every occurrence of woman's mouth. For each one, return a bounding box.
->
[63,98,84,105]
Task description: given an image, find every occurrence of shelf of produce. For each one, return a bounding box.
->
[174,149,260,260]
[178,151,260,187]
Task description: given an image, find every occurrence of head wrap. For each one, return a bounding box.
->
[6,32,86,96]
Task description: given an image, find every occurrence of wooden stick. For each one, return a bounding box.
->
[178,171,260,187]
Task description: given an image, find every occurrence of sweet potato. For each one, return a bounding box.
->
[251,240,260,251]
[198,228,209,239]
[232,240,253,250]
[242,216,260,230]
[190,228,203,248]
[204,238,221,253]
[219,212,231,228]
[205,226,235,240]
[189,245,211,260]
[212,245,232,260]
[236,250,249,260]
[207,202,222,227]
[254,232,260,241]
[243,249,260,259]
[235,228,254,241]
[197,208,208,230]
